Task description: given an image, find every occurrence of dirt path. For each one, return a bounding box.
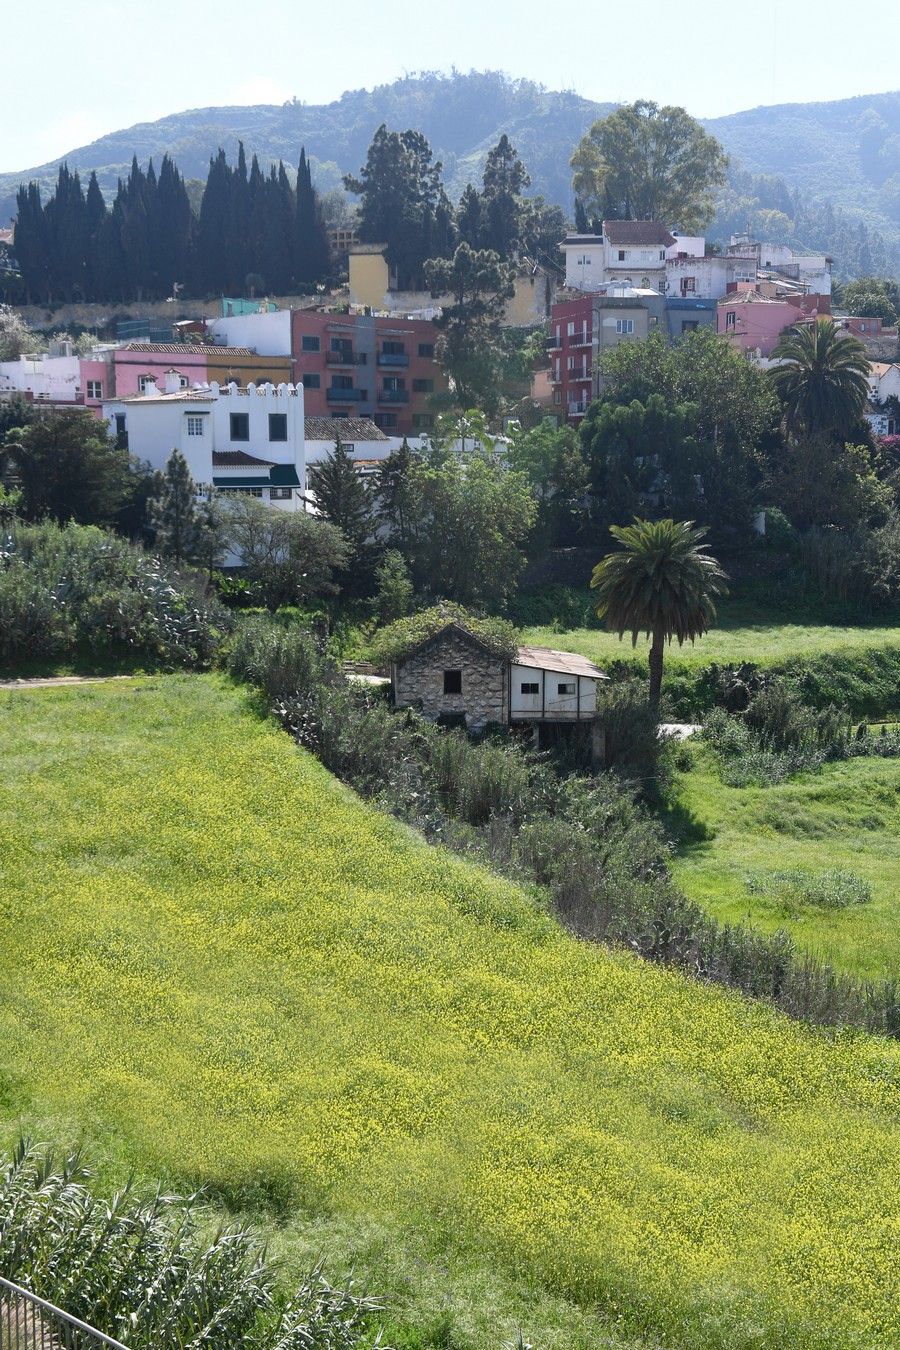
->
[0,675,138,690]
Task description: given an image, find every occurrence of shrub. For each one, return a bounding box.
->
[0,1139,382,1350]
[227,614,326,701]
[596,679,662,787]
[747,868,872,910]
[0,520,228,670]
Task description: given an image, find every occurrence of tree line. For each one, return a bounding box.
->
[13,145,330,304]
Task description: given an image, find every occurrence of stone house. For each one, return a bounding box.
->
[391,624,608,743]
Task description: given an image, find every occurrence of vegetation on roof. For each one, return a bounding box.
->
[368,602,519,667]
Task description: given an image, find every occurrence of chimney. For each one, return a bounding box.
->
[164,368,181,394]
[142,376,159,397]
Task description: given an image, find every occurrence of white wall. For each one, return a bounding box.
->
[563,240,605,291]
[0,354,81,401]
[208,311,293,356]
[509,663,598,719]
[666,235,705,259]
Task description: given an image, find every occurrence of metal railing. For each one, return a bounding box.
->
[0,1277,130,1350]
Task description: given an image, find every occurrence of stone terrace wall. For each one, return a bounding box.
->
[394,631,507,731]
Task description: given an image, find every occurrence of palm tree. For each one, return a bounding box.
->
[770,317,871,439]
[591,518,727,710]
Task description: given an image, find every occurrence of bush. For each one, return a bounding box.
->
[368,603,519,668]
[227,614,326,701]
[0,1139,383,1350]
[0,520,228,670]
[747,868,872,910]
[596,679,662,787]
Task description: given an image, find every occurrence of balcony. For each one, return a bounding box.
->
[545,337,561,351]
[327,386,367,402]
[569,335,592,347]
[378,388,410,403]
[378,352,409,367]
[326,350,367,366]
[568,399,589,416]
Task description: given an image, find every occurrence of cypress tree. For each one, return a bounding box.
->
[14,182,50,303]
[84,172,107,300]
[154,155,193,298]
[457,183,482,248]
[246,153,267,291]
[295,146,329,286]
[197,150,231,295]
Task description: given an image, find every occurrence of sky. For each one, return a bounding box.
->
[2,0,899,173]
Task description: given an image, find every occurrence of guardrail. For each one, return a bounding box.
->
[0,1276,130,1350]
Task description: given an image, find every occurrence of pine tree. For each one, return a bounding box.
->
[149,448,200,564]
[374,437,419,552]
[307,437,377,595]
[480,134,529,259]
[457,183,482,248]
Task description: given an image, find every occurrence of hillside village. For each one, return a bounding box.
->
[2,51,900,1350]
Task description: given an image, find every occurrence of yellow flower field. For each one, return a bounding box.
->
[0,676,898,1348]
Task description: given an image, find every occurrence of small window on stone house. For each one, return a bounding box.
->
[557,682,575,695]
[521,682,539,694]
[443,669,462,694]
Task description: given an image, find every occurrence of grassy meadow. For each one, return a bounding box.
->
[673,744,900,981]
[1,676,899,1348]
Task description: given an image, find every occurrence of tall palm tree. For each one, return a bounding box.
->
[591,518,727,710]
[770,317,871,439]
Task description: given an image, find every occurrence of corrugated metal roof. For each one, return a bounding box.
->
[515,645,608,679]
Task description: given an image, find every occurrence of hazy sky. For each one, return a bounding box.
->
[2,0,899,172]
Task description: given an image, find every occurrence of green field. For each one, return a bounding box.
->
[522,615,900,674]
[1,677,899,1348]
[673,746,900,981]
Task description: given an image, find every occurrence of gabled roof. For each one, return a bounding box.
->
[212,450,275,467]
[304,416,389,441]
[603,220,676,248]
[516,645,608,680]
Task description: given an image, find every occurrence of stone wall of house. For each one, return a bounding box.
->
[394,631,507,731]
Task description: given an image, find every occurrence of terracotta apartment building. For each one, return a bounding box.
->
[290,310,447,437]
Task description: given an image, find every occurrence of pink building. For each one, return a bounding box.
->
[111,343,211,398]
[717,291,829,356]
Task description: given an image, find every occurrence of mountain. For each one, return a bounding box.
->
[1,72,898,276]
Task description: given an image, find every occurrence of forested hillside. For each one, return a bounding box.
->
[1,72,898,277]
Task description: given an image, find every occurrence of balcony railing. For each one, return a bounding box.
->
[0,1276,131,1350]
[569,335,592,347]
[568,400,589,415]
[545,337,561,351]
[378,388,410,403]
[326,386,367,402]
[377,352,409,367]
[326,350,367,366]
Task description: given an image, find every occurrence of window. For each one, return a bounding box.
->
[268,412,288,442]
[179,376,189,389]
[269,487,293,500]
[412,413,434,430]
[138,375,154,393]
[443,670,462,694]
[230,412,250,441]
[418,342,434,358]
[382,340,405,355]
[615,319,635,335]
[681,277,696,295]
[617,249,626,261]
[86,380,102,399]
[641,277,650,287]
[659,250,666,261]
[521,682,539,695]
[302,372,320,389]
[374,412,398,429]
[301,335,320,352]
[567,321,575,337]
[681,320,699,333]
[186,416,205,436]
[658,280,667,294]
[412,378,434,393]
[557,682,575,695]
[725,311,736,330]
[383,376,405,391]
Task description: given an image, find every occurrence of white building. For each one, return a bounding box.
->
[207,309,293,357]
[726,233,832,296]
[0,350,81,402]
[562,221,675,294]
[102,373,306,510]
[304,415,393,466]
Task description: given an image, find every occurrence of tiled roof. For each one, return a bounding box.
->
[516,645,608,680]
[122,342,258,356]
[602,220,676,247]
[212,450,275,467]
[304,416,389,441]
[116,392,216,403]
